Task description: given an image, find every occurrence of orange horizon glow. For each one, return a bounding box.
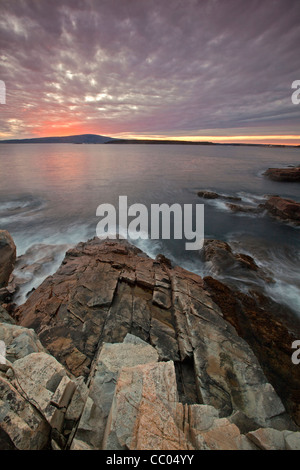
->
[0,127,299,146]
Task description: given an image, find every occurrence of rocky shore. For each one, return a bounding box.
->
[0,232,300,450]
[197,191,300,226]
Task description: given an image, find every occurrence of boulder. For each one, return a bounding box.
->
[0,306,15,325]
[284,431,300,450]
[264,167,300,182]
[0,374,50,450]
[0,230,16,288]
[0,322,45,362]
[197,190,241,201]
[103,360,256,450]
[247,428,285,450]
[263,196,300,225]
[204,276,300,426]
[12,352,76,431]
[200,239,273,284]
[73,336,159,450]
[102,361,193,450]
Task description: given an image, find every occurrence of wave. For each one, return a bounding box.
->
[0,195,46,225]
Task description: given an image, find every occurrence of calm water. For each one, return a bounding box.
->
[0,143,299,312]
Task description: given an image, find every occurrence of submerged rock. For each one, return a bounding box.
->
[197,190,241,201]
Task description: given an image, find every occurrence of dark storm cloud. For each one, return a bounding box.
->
[0,0,299,138]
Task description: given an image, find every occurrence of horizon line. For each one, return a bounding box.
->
[0,132,300,146]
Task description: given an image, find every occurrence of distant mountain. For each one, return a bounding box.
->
[0,134,114,144]
[105,139,215,145]
[0,134,298,147]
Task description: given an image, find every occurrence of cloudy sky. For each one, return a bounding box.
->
[0,0,300,144]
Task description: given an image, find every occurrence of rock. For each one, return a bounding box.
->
[284,431,300,450]
[0,287,13,304]
[74,337,159,449]
[12,352,77,432]
[226,202,263,214]
[197,190,220,199]
[204,276,300,426]
[228,410,260,434]
[263,196,300,225]
[103,360,255,450]
[197,190,241,201]
[123,333,149,346]
[0,322,45,362]
[188,405,256,450]
[8,243,70,304]
[264,167,300,182]
[15,239,178,376]
[247,428,286,450]
[0,374,50,449]
[1,238,299,450]
[103,361,193,450]
[15,238,289,429]
[0,306,15,324]
[0,230,16,288]
[200,239,273,284]
[64,376,89,432]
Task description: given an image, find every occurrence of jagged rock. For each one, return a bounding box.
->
[103,361,193,450]
[103,360,256,450]
[228,410,260,434]
[0,230,16,288]
[197,190,241,201]
[15,239,179,375]
[64,376,89,432]
[187,405,256,450]
[226,202,263,214]
[264,166,300,182]
[200,239,273,284]
[0,287,13,304]
[0,322,46,363]
[263,196,300,225]
[0,306,15,325]
[197,190,220,199]
[12,352,76,432]
[0,374,50,449]
[73,337,159,450]
[15,238,290,430]
[204,276,300,426]
[284,431,300,450]
[247,428,286,450]
[0,322,45,362]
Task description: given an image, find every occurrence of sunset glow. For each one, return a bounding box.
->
[1,1,300,145]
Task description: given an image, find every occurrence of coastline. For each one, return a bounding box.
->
[0,233,299,450]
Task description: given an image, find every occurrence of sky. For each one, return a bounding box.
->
[0,0,300,144]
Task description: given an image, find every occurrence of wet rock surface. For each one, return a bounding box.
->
[263,196,300,225]
[0,230,16,288]
[1,237,299,450]
[264,166,300,182]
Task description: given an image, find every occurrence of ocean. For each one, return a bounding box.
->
[0,143,299,313]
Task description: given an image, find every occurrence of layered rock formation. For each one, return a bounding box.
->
[264,196,300,226]
[264,166,300,182]
[200,239,274,284]
[1,237,299,450]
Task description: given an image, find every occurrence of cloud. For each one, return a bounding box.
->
[0,0,299,139]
